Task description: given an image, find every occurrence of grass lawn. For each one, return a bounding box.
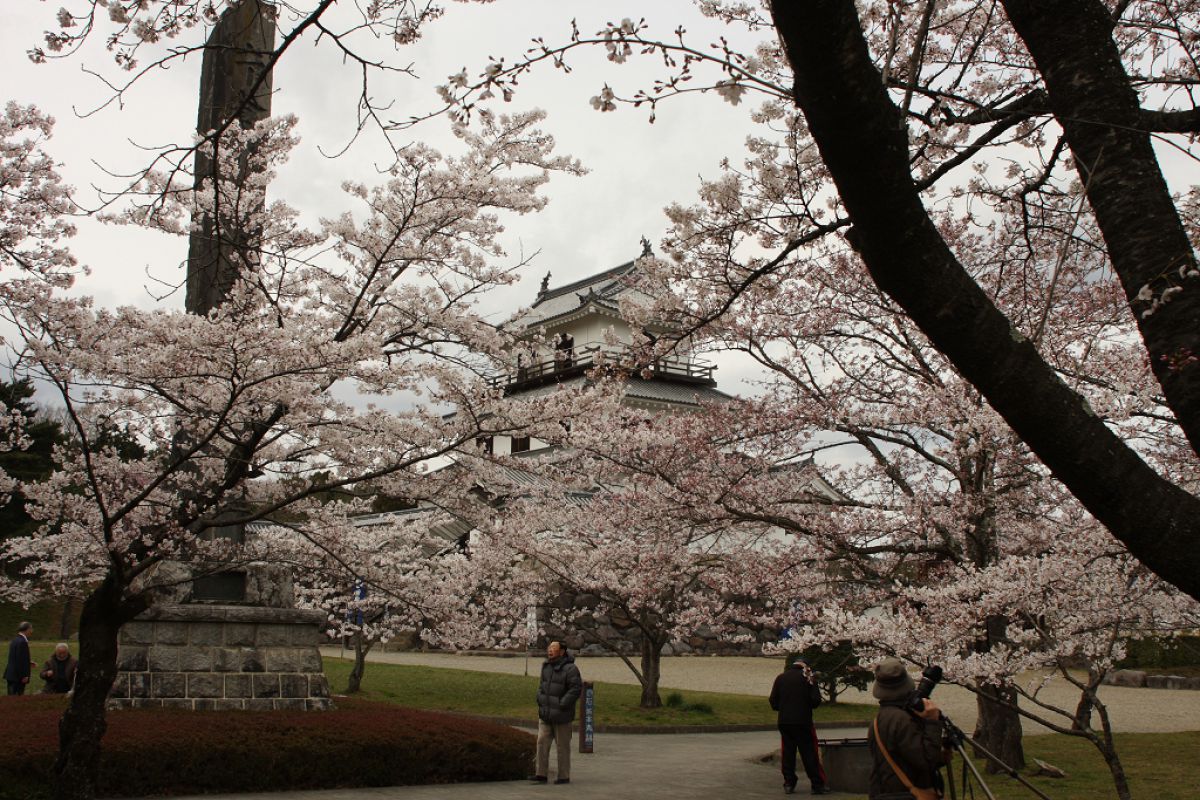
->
[0,601,75,640]
[321,655,874,727]
[811,731,1200,800]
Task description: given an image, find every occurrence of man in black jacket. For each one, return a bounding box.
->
[531,641,582,785]
[4,621,34,696]
[770,656,831,795]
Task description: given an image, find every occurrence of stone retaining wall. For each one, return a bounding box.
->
[1102,669,1200,690]
[109,604,331,710]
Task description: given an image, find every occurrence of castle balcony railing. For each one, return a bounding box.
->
[487,340,715,394]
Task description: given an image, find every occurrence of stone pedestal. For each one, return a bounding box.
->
[110,604,331,711]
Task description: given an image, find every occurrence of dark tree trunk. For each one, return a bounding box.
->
[999,0,1200,456]
[346,631,372,694]
[972,683,1025,773]
[965,546,1025,773]
[638,635,662,709]
[1097,740,1133,800]
[1089,691,1133,800]
[59,596,76,640]
[1072,667,1102,732]
[767,0,1200,601]
[52,573,142,800]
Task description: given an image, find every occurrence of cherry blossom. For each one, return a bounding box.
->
[0,98,583,800]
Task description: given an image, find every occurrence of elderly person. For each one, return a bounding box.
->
[529,641,582,785]
[39,643,78,694]
[866,658,949,800]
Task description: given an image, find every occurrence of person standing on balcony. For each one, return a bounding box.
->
[555,333,574,370]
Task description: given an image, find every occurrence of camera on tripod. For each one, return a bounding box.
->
[898,665,1052,800]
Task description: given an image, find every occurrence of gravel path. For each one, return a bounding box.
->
[323,648,1200,736]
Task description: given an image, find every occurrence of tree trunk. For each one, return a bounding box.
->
[966,555,1024,773]
[59,596,76,640]
[346,631,372,694]
[972,683,1025,773]
[1080,681,1133,800]
[1094,735,1133,800]
[999,0,1200,456]
[1072,667,1101,732]
[638,635,662,709]
[52,573,141,800]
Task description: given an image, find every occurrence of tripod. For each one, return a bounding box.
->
[940,713,1052,800]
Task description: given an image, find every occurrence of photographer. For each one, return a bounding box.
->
[866,659,950,800]
[769,656,831,795]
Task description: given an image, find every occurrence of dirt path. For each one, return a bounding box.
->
[323,648,1200,736]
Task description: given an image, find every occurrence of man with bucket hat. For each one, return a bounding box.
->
[865,658,950,800]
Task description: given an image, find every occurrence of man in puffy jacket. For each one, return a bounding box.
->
[531,641,582,785]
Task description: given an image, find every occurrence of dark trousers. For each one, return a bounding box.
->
[780,723,826,789]
[6,681,26,696]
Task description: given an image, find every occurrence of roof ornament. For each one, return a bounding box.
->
[537,271,551,298]
[640,235,653,257]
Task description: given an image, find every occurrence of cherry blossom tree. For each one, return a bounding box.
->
[431,0,1200,603]
[646,183,1195,758]
[255,497,475,694]
[0,100,581,800]
[463,174,1194,777]
[786,517,1197,800]
[447,440,788,709]
[533,352,1196,796]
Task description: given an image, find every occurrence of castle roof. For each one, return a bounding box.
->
[520,252,655,330]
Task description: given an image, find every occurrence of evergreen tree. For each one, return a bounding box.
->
[0,378,63,565]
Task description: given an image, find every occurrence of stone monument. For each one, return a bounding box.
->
[185,0,276,315]
[111,0,331,711]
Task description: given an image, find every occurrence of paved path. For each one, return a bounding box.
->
[322,649,1200,736]
[165,728,863,800]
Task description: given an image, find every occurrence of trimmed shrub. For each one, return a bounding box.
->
[662,691,713,715]
[0,694,533,800]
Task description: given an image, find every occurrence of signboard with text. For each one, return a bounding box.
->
[578,681,594,753]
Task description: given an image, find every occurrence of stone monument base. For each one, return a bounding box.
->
[110,604,332,711]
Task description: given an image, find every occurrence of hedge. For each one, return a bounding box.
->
[0,695,534,799]
[1116,635,1200,670]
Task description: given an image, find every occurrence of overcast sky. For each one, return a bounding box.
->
[2,1,777,394]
